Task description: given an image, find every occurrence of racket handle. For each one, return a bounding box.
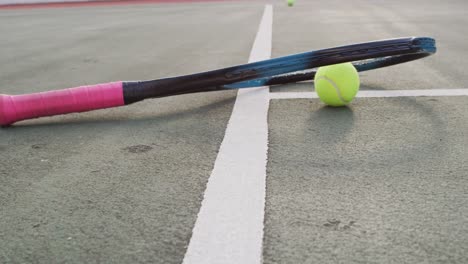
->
[0,82,124,126]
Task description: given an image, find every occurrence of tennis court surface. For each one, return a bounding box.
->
[0,0,467,263]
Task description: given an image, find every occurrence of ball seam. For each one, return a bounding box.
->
[315,76,348,104]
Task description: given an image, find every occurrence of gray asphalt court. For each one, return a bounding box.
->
[1,0,467,263]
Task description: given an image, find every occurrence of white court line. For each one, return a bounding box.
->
[269,89,468,100]
[183,5,272,264]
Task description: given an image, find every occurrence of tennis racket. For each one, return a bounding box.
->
[0,37,435,126]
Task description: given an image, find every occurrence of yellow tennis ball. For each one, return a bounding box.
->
[314,63,360,107]
[287,0,295,6]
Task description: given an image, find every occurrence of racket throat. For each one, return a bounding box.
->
[122,80,221,104]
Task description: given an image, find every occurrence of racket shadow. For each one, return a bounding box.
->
[306,96,449,169]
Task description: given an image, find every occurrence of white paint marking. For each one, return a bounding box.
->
[183,5,272,264]
[269,89,468,100]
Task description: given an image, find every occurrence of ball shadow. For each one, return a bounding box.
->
[307,105,355,147]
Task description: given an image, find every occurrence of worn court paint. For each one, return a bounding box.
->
[269,89,468,100]
[183,5,271,264]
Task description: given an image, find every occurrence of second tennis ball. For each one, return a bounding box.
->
[287,0,295,7]
[314,63,360,107]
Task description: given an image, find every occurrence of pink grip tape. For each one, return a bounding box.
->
[0,82,124,126]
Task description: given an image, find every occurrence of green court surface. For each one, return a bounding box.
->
[0,1,467,263]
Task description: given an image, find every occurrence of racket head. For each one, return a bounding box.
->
[224,37,436,88]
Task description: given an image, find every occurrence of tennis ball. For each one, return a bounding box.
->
[287,0,295,7]
[314,63,360,107]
